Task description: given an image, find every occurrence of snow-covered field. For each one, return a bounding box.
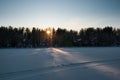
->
[0,47,120,80]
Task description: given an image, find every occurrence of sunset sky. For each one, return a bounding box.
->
[0,0,120,30]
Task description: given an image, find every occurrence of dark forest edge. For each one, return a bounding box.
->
[0,26,120,48]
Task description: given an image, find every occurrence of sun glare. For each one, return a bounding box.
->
[46,30,51,35]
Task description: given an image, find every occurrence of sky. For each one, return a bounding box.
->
[0,0,120,30]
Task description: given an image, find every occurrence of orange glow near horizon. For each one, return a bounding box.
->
[46,30,51,35]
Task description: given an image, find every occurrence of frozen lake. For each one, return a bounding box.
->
[0,47,120,80]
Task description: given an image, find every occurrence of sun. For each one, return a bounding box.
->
[46,30,51,35]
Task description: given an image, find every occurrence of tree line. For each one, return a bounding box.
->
[0,26,120,48]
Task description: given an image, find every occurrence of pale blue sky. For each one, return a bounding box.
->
[0,0,120,30]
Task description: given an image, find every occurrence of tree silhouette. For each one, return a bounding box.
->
[0,26,120,48]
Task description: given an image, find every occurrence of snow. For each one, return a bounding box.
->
[0,47,120,80]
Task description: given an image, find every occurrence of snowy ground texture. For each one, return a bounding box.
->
[0,47,120,80]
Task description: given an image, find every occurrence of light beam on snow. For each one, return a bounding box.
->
[51,48,120,80]
[52,48,70,56]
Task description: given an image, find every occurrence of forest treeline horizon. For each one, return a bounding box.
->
[0,26,120,48]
